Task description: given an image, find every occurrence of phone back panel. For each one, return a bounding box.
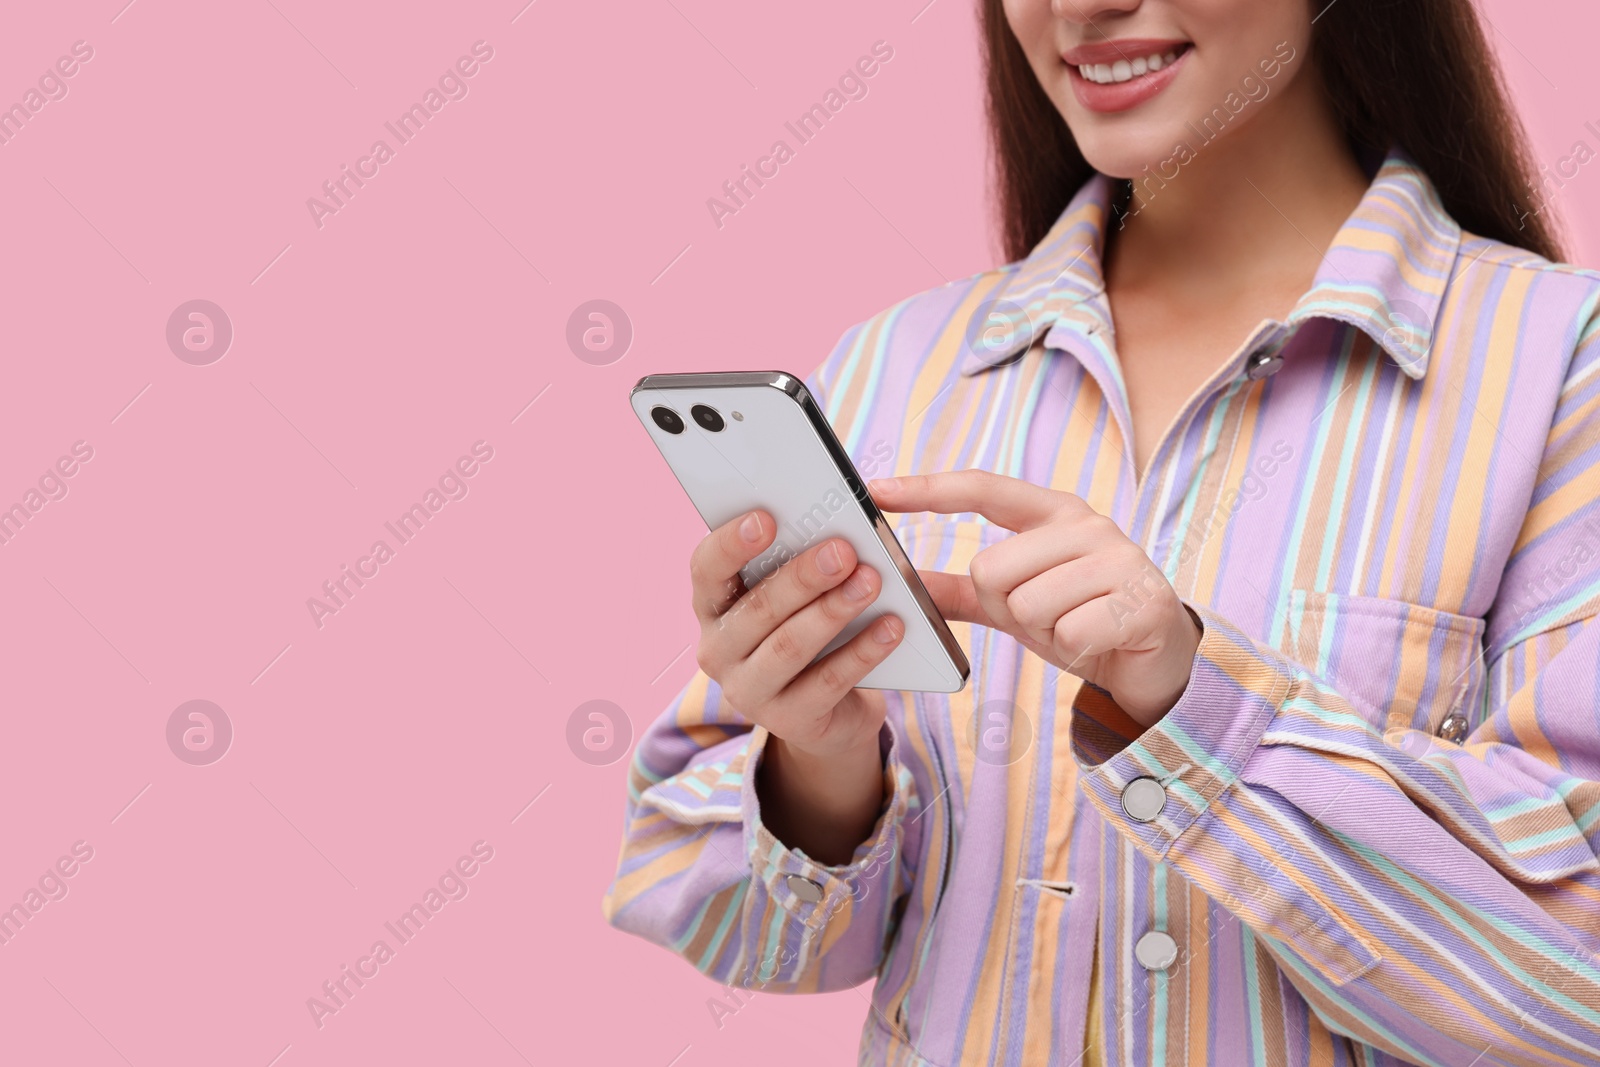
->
[631,372,968,693]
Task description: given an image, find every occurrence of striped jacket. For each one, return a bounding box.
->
[603,151,1600,1066]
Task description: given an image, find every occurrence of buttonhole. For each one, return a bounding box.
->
[1158,762,1193,786]
[1016,877,1076,900]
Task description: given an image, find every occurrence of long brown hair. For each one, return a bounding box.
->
[981,0,1564,263]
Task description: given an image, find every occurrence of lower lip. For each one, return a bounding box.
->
[1069,48,1190,114]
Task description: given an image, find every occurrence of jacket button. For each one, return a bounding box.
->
[1120,777,1167,823]
[785,874,824,903]
[1437,713,1469,744]
[1246,352,1284,380]
[1135,930,1180,971]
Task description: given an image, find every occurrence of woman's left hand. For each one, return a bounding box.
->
[869,469,1202,730]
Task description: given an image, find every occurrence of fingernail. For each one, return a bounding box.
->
[869,477,899,494]
[739,512,762,542]
[873,617,901,643]
[817,541,843,575]
[842,567,872,600]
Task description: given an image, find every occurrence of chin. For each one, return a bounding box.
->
[1068,123,1187,182]
[1050,81,1201,181]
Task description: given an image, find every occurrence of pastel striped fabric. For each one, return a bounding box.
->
[603,152,1600,1066]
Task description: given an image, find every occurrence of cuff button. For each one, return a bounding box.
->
[785,874,824,903]
[1120,777,1167,823]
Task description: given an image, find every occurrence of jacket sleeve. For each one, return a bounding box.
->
[1072,310,1600,1065]
[602,323,926,992]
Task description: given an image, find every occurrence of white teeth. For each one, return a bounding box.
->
[1078,49,1180,83]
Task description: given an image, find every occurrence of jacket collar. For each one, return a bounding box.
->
[958,149,1462,380]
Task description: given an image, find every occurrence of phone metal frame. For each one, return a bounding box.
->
[632,370,971,688]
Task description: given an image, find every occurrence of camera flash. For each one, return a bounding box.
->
[731,411,743,421]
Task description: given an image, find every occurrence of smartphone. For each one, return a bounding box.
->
[630,371,970,693]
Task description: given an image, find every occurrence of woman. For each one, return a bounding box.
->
[605,0,1600,1063]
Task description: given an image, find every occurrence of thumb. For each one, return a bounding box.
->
[917,570,995,628]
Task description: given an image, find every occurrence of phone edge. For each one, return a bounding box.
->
[787,379,972,692]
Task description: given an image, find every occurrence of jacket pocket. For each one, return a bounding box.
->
[1279,589,1486,743]
[1268,590,1596,884]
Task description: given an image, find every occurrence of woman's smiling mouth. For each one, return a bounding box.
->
[1064,39,1193,113]
[1077,49,1181,84]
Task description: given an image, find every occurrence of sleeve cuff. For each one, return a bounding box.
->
[741,720,909,936]
[1070,602,1295,857]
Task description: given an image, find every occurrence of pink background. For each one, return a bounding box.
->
[0,2,1590,1064]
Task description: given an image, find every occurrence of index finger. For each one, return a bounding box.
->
[867,469,1070,532]
[689,510,774,621]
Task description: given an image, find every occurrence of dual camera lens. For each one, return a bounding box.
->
[651,404,724,434]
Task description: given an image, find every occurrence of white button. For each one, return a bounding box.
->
[785,874,823,903]
[1120,777,1167,822]
[1246,352,1283,379]
[1135,930,1179,971]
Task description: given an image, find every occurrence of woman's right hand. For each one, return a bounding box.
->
[689,510,905,863]
[692,509,905,758]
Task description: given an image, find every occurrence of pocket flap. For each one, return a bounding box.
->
[1279,589,1485,739]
